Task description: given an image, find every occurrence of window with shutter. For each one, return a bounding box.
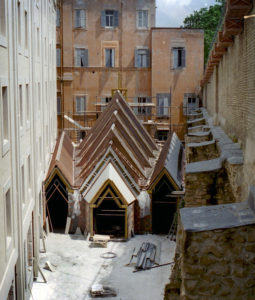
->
[135,49,149,68]
[137,10,148,29]
[56,48,61,67]
[157,93,170,117]
[105,48,115,67]
[74,9,86,28]
[75,96,86,115]
[57,97,61,115]
[101,10,118,28]
[172,47,186,69]
[75,48,88,67]
[56,7,60,27]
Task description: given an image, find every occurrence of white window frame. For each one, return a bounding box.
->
[137,10,148,29]
[105,10,114,27]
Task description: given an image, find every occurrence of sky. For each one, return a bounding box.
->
[156,0,218,27]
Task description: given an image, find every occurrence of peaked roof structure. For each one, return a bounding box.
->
[44,91,184,198]
[45,131,74,188]
[74,92,159,188]
[149,132,184,190]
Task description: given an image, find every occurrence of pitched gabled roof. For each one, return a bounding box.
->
[45,92,184,198]
[83,161,137,205]
[149,132,184,190]
[44,131,74,188]
[74,91,159,186]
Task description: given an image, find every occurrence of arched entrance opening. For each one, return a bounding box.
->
[92,184,126,238]
[45,174,68,233]
[152,174,177,234]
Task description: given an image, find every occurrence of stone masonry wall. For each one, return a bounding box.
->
[186,142,218,163]
[185,166,235,207]
[165,224,255,300]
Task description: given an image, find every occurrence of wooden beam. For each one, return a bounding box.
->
[53,183,69,203]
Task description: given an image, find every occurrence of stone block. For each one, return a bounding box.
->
[247,230,255,242]
[200,254,217,266]
[245,244,255,253]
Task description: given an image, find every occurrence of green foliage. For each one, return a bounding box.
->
[183,0,225,63]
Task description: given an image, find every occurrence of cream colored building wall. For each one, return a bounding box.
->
[0,1,57,299]
[203,2,255,199]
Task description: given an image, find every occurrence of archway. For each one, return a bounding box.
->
[152,174,177,234]
[45,174,68,233]
[92,184,126,238]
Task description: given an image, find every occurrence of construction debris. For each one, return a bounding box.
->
[91,234,110,248]
[90,284,117,298]
[43,261,56,272]
[127,242,157,270]
[133,261,174,273]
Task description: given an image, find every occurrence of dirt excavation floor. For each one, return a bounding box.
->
[30,233,176,300]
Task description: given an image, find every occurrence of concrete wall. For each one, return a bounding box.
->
[0,1,57,299]
[203,1,255,200]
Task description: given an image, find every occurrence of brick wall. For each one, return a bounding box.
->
[203,2,255,200]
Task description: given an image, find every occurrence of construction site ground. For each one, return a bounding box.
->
[30,233,175,300]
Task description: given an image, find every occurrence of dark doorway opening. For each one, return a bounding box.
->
[152,174,177,234]
[46,174,68,233]
[93,185,125,238]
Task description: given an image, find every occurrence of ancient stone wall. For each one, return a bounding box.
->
[203,1,255,199]
[165,224,255,300]
[185,167,235,207]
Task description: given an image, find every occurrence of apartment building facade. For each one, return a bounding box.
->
[56,0,204,141]
[0,1,57,299]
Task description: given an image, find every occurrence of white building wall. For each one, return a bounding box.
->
[0,1,57,299]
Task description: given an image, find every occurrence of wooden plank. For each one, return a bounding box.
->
[65,217,71,234]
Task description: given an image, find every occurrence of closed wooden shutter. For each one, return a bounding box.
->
[56,48,61,67]
[75,10,80,27]
[173,49,178,69]
[75,49,80,66]
[114,10,119,27]
[101,11,106,27]
[181,48,186,67]
[80,10,86,28]
[134,49,139,67]
[143,11,148,27]
[146,49,150,67]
